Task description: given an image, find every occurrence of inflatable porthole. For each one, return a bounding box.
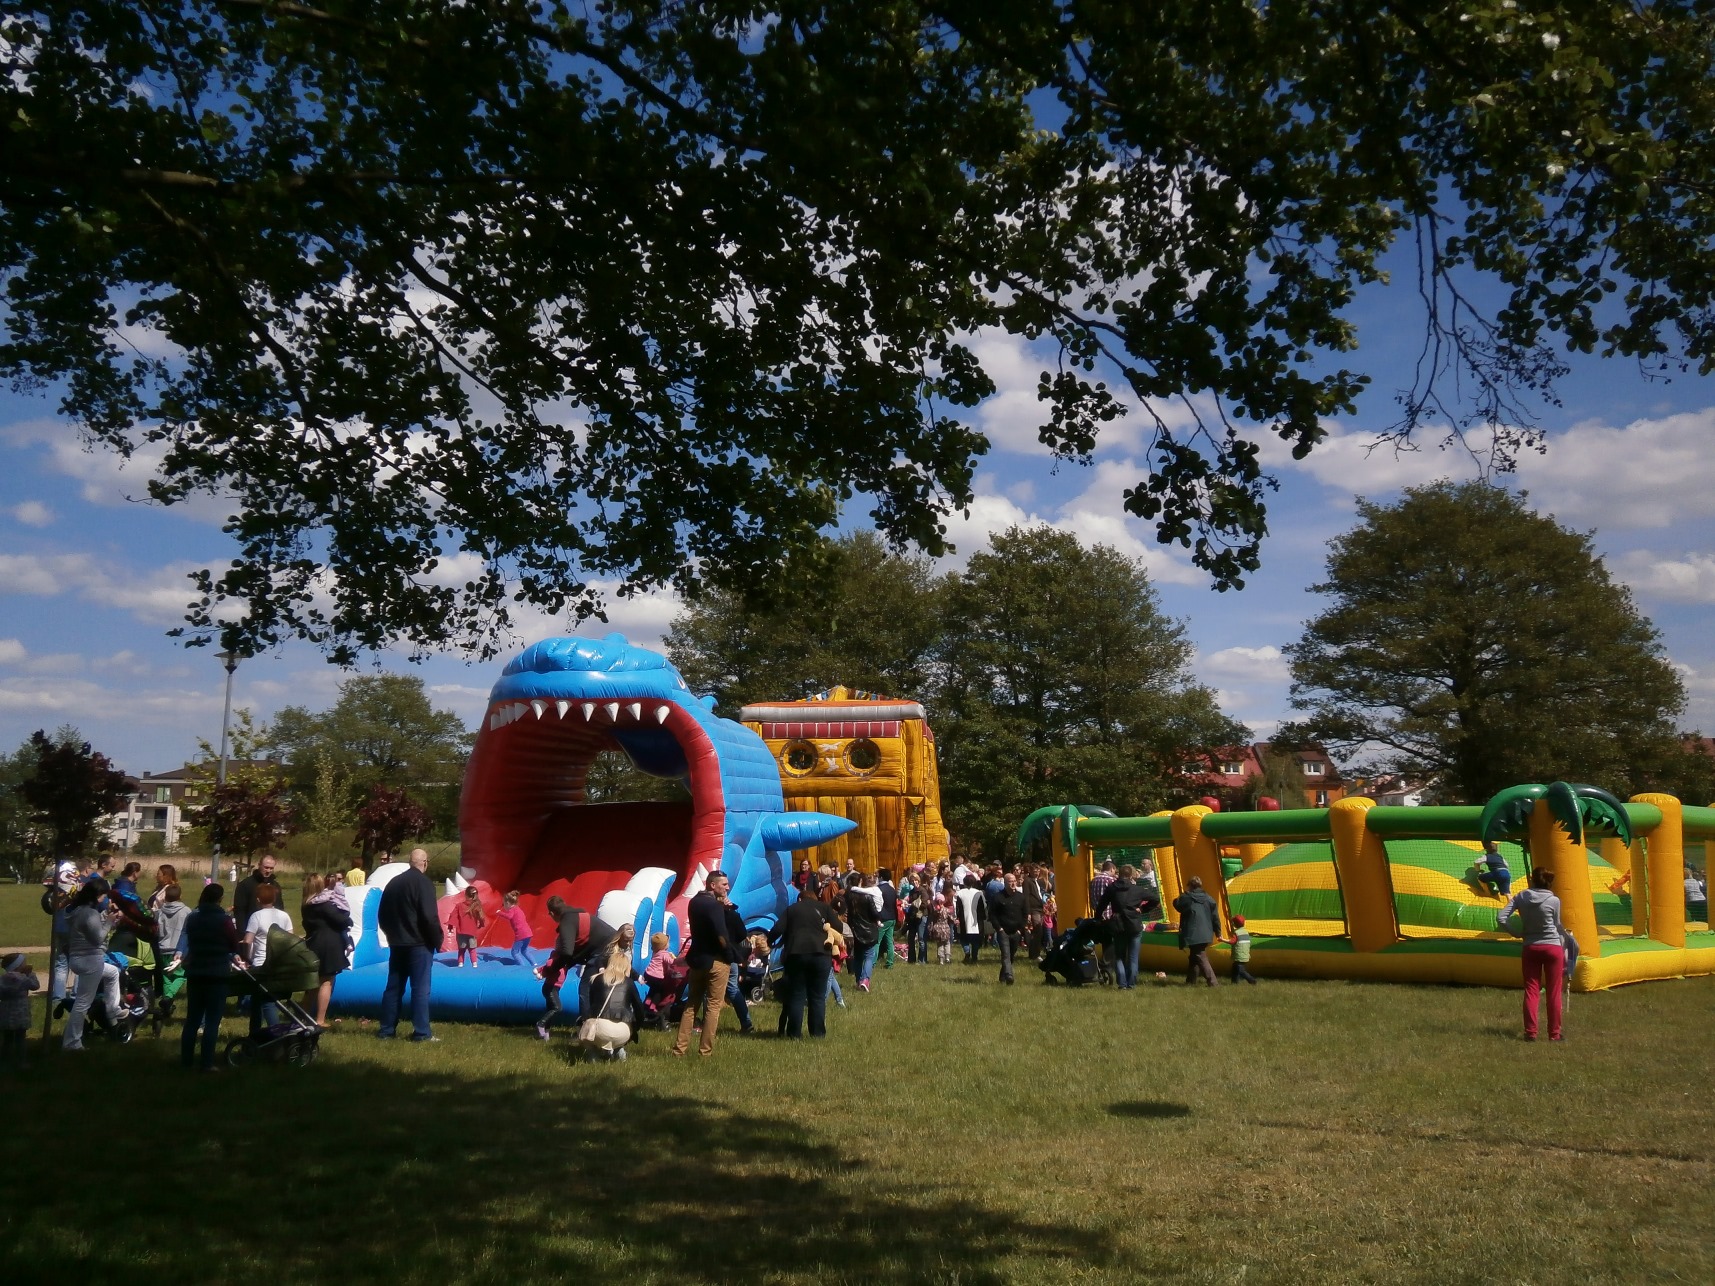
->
[844,738,881,775]
[781,739,819,775]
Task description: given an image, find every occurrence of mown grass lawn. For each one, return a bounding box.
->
[2,950,1710,1285]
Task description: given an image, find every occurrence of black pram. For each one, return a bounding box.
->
[1039,918,1113,987]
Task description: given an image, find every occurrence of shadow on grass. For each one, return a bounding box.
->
[2,1047,1120,1284]
[1106,1100,1193,1120]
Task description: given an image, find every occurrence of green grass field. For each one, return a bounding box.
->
[1,933,1710,1285]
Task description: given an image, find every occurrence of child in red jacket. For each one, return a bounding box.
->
[447,887,486,968]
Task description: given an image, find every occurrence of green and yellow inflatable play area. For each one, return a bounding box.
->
[1020,785,1715,991]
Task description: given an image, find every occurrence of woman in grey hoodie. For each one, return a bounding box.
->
[1498,867,1568,1042]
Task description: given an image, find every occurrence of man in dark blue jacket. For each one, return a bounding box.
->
[377,849,445,1042]
[671,871,733,1058]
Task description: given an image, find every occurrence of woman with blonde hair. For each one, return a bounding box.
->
[576,924,645,1061]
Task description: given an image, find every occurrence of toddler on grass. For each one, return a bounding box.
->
[1,953,39,1069]
[1228,915,1258,985]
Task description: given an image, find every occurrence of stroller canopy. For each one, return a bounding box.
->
[256,928,322,994]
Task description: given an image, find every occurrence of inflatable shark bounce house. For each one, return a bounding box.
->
[332,635,855,1021]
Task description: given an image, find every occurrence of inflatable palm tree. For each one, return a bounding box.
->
[1477,781,1633,847]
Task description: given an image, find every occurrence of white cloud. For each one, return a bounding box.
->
[1676,661,1715,731]
[1520,411,1715,529]
[1255,421,1485,495]
[499,578,684,654]
[0,552,94,595]
[7,499,52,526]
[3,418,234,523]
[1200,645,1291,683]
[0,638,25,666]
[1616,550,1715,605]
[1259,409,1715,531]
[0,674,224,725]
[0,549,203,626]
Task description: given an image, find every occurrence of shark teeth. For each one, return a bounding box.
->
[487,697,679,731]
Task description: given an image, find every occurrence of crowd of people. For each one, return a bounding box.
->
[14,836,1664,1069]
[27,850,362,1070]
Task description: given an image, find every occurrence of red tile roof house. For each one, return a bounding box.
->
[1186,742,1348,811]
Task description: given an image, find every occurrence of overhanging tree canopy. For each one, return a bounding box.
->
[6,2,1715,659]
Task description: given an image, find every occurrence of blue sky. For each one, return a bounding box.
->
[2,267,1712,778]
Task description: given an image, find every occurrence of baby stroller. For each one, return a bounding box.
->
[1039,918,1113,987]
[737,948,770,1005]
[225,928,323,1069]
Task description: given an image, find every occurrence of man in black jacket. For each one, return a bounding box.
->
[1095,865,1152,991]
[230,854,282,939]
[671,871,734,1058]
[989,871,1030,985]
[772,877,843,1038]
[845,872,883,992]
[377,849,445,1041]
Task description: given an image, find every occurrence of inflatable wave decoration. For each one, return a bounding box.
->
[331,634,856,1023]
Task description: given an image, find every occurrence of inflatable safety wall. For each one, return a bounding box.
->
[740,687,951,874]
[1022,788,1715,992]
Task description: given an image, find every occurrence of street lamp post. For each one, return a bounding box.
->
[210,649,240,882]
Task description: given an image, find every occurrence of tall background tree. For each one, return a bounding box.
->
[7,3,1715,660]
[19,728,130,858]
[1282,481,1689,803]
[186,777,293,863]
[0,735,46,874]
[665,532,947,712]
[268,676,471,838]
[934,527,1246,858]
[353,785,434,866]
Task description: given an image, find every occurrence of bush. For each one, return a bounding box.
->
[132,831,166,857]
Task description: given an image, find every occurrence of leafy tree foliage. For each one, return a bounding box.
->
[8,3,1715,658]
[935,527,1246,858]
[1235,747,1311,812]
[665,533,947,713]
[293,750,356,864]
[187,775,293,859]
[20,728,130,857]
[269,675,470,835]
[1282,481,1687,804]
[0,735,46,869]
[353,784,434,863]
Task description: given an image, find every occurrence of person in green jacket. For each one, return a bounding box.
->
[1173,876,1221,988]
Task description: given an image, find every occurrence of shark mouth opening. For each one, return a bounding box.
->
[461,692,726,943]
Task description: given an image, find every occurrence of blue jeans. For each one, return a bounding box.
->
[855,942,879,985]
[1480,866,1512,897]
[782,953,833,1037]
[1113,931,1142,989]
[509,938,535,967]
[827,971,845,1006]
[181,978,227,1069]
[723,973,753,1031]
[379,944,434,1038]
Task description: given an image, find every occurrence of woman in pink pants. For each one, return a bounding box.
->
[1498,867,1567,1041]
